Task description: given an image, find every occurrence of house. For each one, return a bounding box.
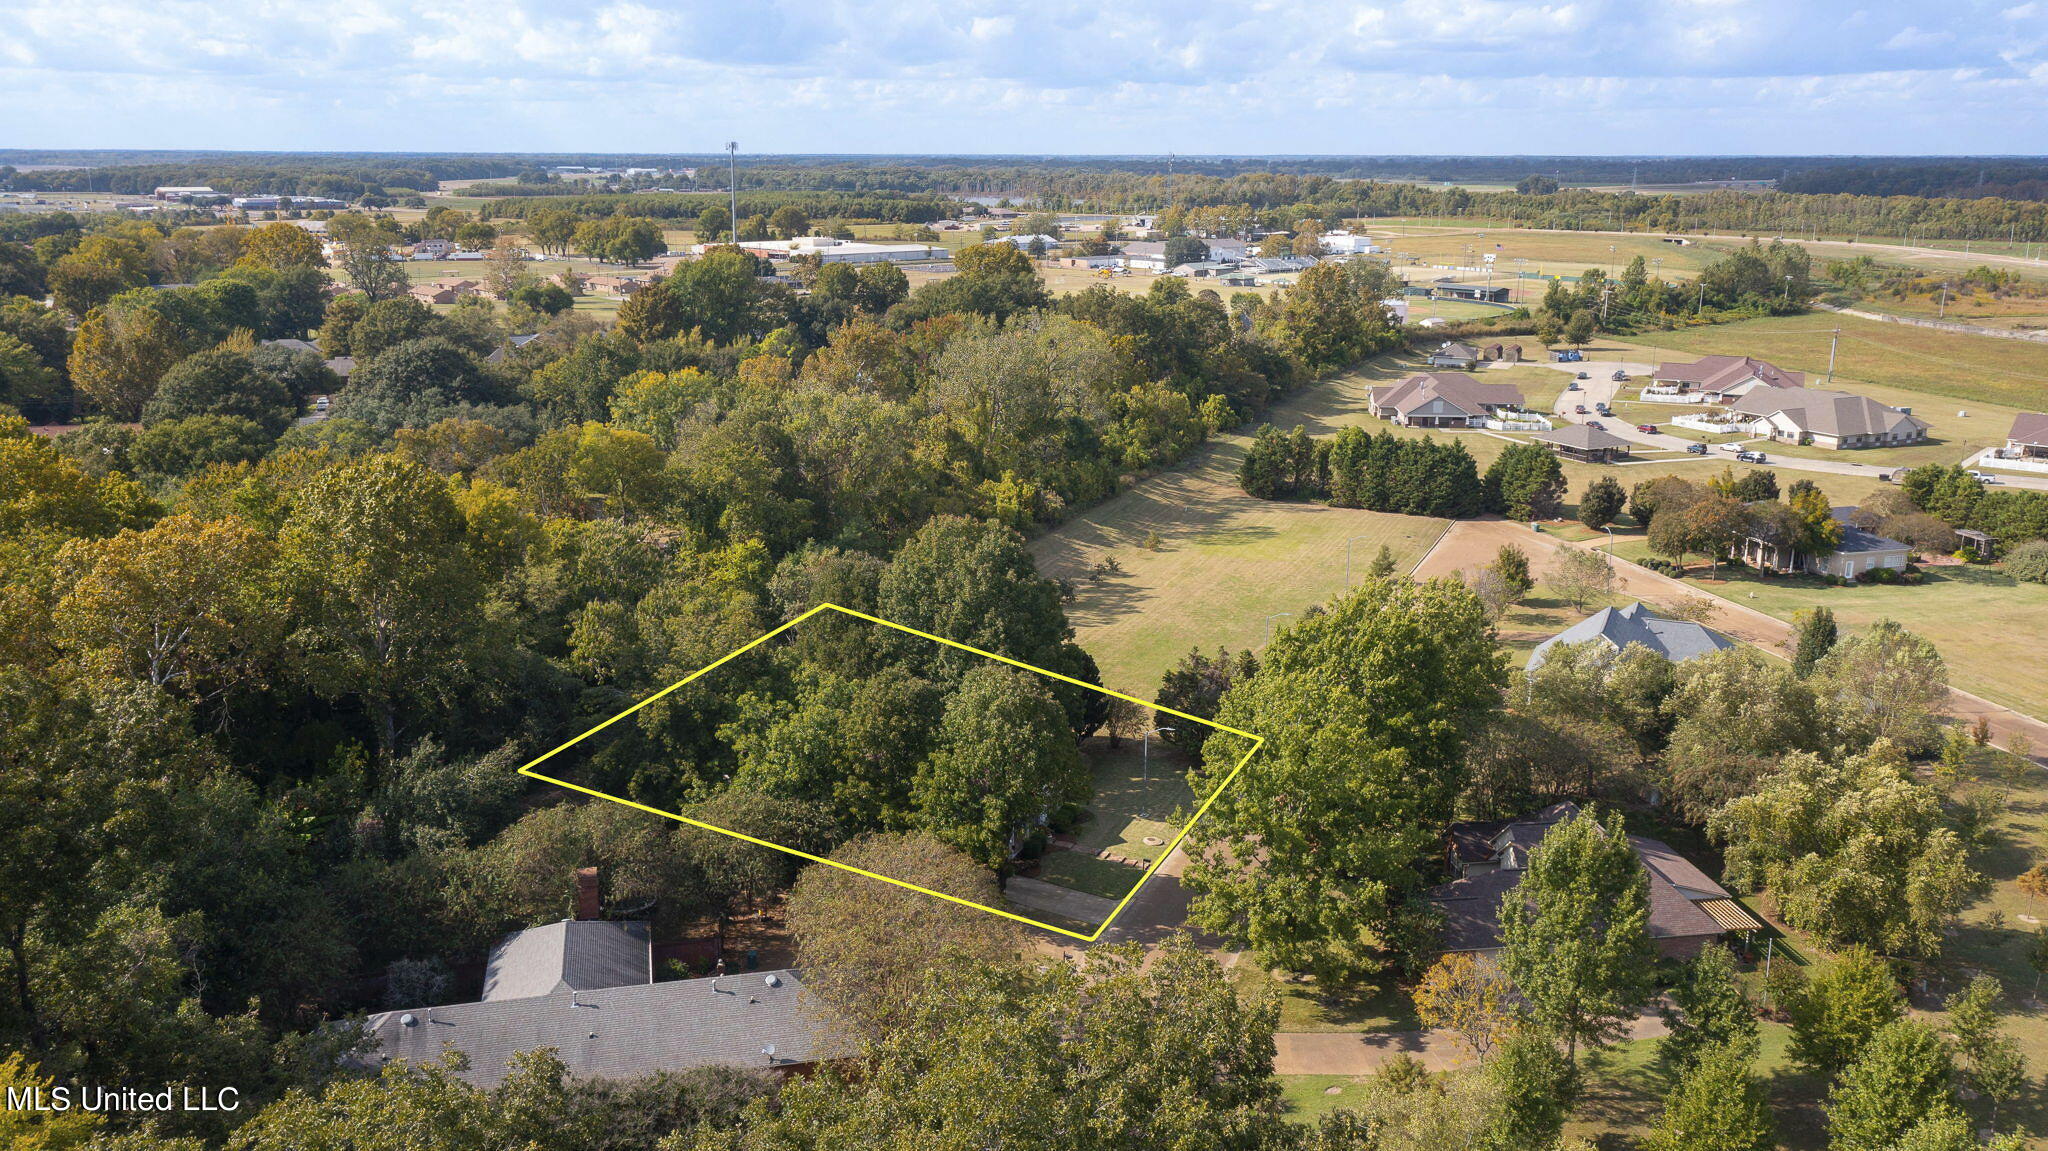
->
[1426,341,1484,369]
[362,872,838,1089]
[1739,507,1911,579]
[1426,802,1761,959]
[410,239,456,260]
[1729,388,1929,450]
[409,285,462,305]
[1201,237,1250,262]
[2003,413,2048,460]
[1119,241,1168,272]
[1651,355,1804,403]
[583,274,648,297]
[1369,373,1526,428]
[1318,232,1382,255]
[262,338,321,356]
[1527,601,1734,670]
[1531,422,1633,463]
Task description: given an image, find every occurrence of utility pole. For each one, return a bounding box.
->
[725,141,739,243]
[1939,282,1950,319]
[1826,328,1840,383]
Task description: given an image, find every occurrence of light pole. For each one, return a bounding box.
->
[725,141,739,243]
[1345,533,1376,586]
[1264,612,1293,643]
[1140,726,1176,811]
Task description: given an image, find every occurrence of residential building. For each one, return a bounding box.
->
[1426,802,1761,959]
[1738,507,1911,579]
[362,872,837,1089]
[1530,422,1633,463]
[1527,601,1734,670]
[583,274,648,297]
[1369,372,1526,428]
[1425,341,1484,369]
[410,239,456,260]
[718,236,944,264]
[2002,413,2048,460]
[1729,388,1929,450]
[1651,355,1805,402]
[1201,237,1250,262]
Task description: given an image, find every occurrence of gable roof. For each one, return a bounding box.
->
[1729,388,1928,438]
[1426,806,1736,952]
[1371,372,1525,417]
[2010,413,2048,448]
[1431,341,1483,361]
[1654,354,1804,393]
[364,969,835,1088]
[482,920,651,1002]
[1829,507,1910,556]
[1532,423,1632,452]
[1528,601,1734,669]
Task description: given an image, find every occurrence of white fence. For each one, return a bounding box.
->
[1485,412,1555,432]
[1637,388,1707,405]
[1673,413,1749,434]
[1985,453,2048,475]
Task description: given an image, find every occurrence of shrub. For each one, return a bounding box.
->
[1855,565,1902,585]
[2006,539,2048,584]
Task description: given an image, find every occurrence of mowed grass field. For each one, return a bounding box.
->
[1353,219,1731,278]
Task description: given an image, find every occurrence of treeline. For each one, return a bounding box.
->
[480,191,959,225]
[1241,431,1570,521]
[1901,465,2048,547]
[1781,160,2048,201]
[0,162,443,199]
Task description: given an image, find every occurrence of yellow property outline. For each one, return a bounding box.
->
[517,602,1264,942]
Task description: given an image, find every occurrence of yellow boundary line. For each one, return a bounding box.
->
[518,602,1265,942]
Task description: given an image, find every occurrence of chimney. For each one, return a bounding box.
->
[574,867,600,921]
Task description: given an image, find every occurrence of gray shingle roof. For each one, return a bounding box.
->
[1528,602,1734,669]
[365,968,837,1088]
[483,920,651,1002]
[1730,388,1927,438]
[1653,354,1804,393]
[2009,413,2048,448]
[1532,423,1632,451]
[1371,372,1525,417]
[1829,507,1909,557]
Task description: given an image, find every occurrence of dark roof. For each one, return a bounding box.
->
[263,338,320,354]
[1371,372,1525,417]
[1532,423,1632,452]
[483,920,651,1002]
[1653,354,1804,393]
[2010,413,2048,448]
[1431,341,1483,360]
[1829,507,1910,556]
[1530,602,1734,668]
[364,969,835,1088]
[1427,806,1734,953]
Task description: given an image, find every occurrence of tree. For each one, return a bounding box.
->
[1661,647,1827,819]
[786,831,1018,1042]
[768,205,810,239]
[1578,474,1626,529]
[0,330,62,417]
[694,205,733,244]
[1485,442,1567,520]
[335,239,410,302]
[1792,606,1839,677]
[1183,577,1504,984]
[527,207,578,254]
[1944,974,2028,1126]
[1486,1028,1579,1150]
[69,301,186,419]
[240,222,326,271]
[1810,619,1949,753]
[129,414,274,477]
[1782,946,1904,1079]
[1163,235,1209,268]
[1489,543,1533,595]
[1644,1041,1775,1151]
[1659,944,1758,1074]
[1498,807,1656,1064]
[1714,747,1980,958]
[1564,309,1596,346]
[2006,539,2048,584]
[1547,545,1614,611]
[1368,544,1398,578]
[143,347,297,435]
[912,663,1087,867]
[1413,952,1515,1062]
[1825,1020,1962,1151]
[1154,646,1258,762]
[0,1052,103,1148]
[276,453,485,760]
[49,235,152,316]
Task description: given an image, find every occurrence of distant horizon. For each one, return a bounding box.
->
[7,150,2048,164]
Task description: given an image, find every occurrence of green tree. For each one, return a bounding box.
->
[49,235,153,316]
[69,301,186,419]
[1792,606,1839,677]
[276,453,485,760]
[335,237,410,302]
[240,221,327,271]
[1183,577,1503,984]
[129,414,275,478]
[1485,442,1567,520]
[1498,807,1656,1063]
[143,347,297,435]
[786,831,1019,1042]
[1781,946,1905,1079]
[768,205,810,239]
[1944,974,2029,1126]
[694,205,733,244]
[1484,1031,1579,1150]
[1645,1041,1775,1151]
[1155,646,1259,762]
[1578,474,1626,529]
[912,663,1087,867]
[1825,1020,1962,1151]
[0,330,61,417]
[1811,619,1949,753]
[1660,944,1758,1074]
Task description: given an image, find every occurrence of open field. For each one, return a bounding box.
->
[1610,542,2048,721]
[1352,219,1730,277]
[1849,290,2048,333]
[1605,313,2048,415]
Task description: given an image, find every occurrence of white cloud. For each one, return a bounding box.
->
[0,0,2038,151]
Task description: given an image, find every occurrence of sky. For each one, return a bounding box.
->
[2,0,2045,155]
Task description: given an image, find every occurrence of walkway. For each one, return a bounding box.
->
[1004,875,1118,927]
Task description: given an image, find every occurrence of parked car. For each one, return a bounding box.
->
[1686,442,1709,455]
[1566,381,1580,391]
[1718,442,1744,452]
[1576,371,1590,380]
[1586,421,1605,431]
[1574,404,1589,414]
[1611,370,1628,381]
[1969,471,2000,484]
[1635,423,1657,434]
[1738,450,1768,463]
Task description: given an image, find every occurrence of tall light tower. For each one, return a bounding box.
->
[725,141,739,243]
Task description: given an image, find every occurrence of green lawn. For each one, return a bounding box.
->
[1072,737,1199,861]
[1230,963,1423,1034]
[1278,1075,1364,1123]
[1033,850,1146,901]
[1607,548,2048,722]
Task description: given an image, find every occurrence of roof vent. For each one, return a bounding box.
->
[764,973,782,988]
[400,1013,417,1027]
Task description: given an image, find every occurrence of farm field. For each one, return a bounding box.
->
[1609,542,2048,721]
[1352,219,1732,277]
